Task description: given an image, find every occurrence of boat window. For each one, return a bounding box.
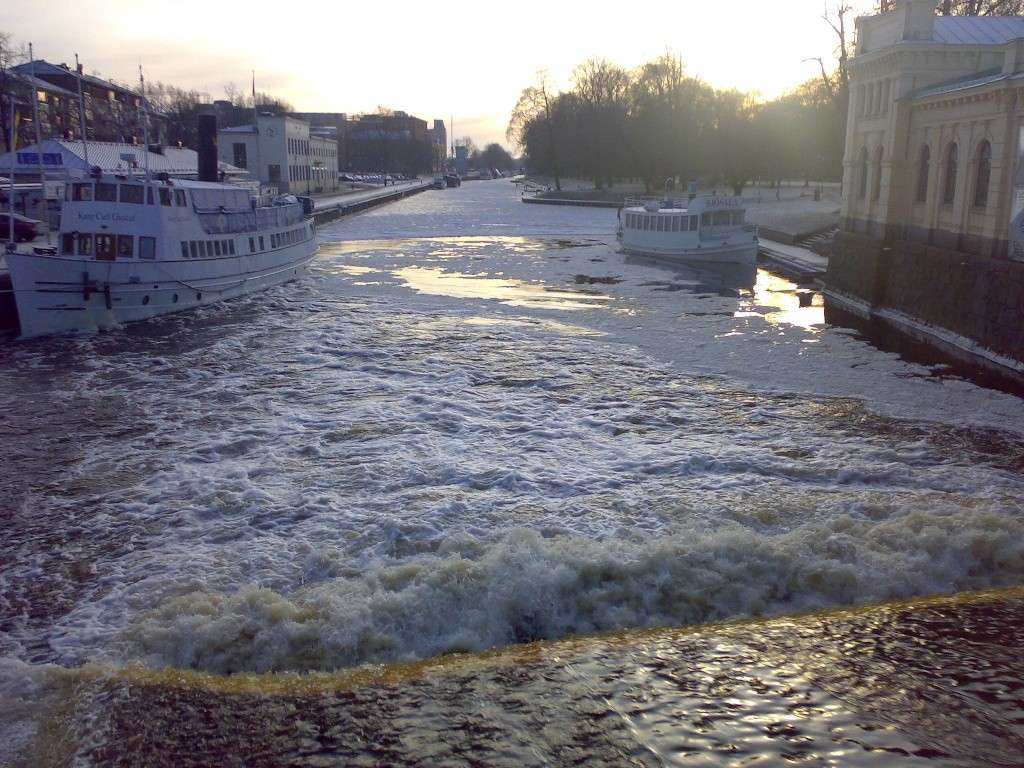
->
[258,236,265,250]
[671,216,679,232]
[62,233,75,255]
[159,188,172,206]
[174,189,187,207]
[228,240,235,255]
[78,234,93,255]
[72,183,93,201]
[147,187,154,205]
[180,241,189,259]
[120,185,144,204]
[690,216,699,231]
[139,236,155,260]
[118,235,134,258]
[95,234,116,260]
[204,241,212,257]
[95,183,117,202]
[214,241,222,256]
[190,241,198,258]
[713,211,731,226]
[701,213,712,226]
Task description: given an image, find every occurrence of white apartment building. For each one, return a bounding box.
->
[219,114,339,194]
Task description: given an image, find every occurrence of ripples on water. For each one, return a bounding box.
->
[1,182,1023,764]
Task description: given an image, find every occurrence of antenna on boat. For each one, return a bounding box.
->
[74,53,90,168]
[29,43,49,243]
[138,63,151,183]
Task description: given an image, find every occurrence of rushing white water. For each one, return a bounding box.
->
[1,181,1023,679]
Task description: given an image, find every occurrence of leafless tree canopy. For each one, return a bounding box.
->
[876,0,1024,14]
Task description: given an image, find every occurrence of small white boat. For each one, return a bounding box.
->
[617,195,757,264]
[6,173,318,338]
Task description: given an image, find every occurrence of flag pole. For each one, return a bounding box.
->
[252,70,262,194]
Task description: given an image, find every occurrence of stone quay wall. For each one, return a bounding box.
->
[827,231,1024,365]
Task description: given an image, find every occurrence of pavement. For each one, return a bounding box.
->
[313,180,430,211]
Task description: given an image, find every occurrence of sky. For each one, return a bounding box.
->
[4,0,879,148]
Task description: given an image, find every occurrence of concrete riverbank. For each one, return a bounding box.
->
[312,180,432,224]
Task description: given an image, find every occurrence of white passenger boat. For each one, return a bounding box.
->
[617,195,758,264]
[6,173,318,338]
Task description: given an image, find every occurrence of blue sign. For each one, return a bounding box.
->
[16,152,63,166]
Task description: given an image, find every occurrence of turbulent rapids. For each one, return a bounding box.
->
[2,181,1023,764]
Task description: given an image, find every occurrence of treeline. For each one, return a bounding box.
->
[507,54,844,195]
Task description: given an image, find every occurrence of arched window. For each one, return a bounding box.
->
[916,145,930,203]
[974,140,992,208]
[872,146,884,202]
[858,147,869,200]
[943,142,958,205]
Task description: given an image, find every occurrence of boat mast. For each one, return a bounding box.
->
[138,64,150,183]
[28,43,48,243]
[252,70,262,194]
[6,91,14,248]
[74,53,89,167]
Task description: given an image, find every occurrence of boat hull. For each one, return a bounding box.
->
[619,239,758,265]
[7,241,317,339]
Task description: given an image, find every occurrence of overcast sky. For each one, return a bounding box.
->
[4,0,878,148]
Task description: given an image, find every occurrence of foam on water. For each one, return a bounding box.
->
[121,508,1024,673]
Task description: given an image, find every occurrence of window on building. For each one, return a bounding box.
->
[974,140,992,208]
[117,234,134,258]
[943,143,958,205]
[120,184,144,204]
[233,142,247,169]
[858,147,869,200]
[139,236,156,259]
[95,182,117,202]
[872,147,883,202]
[916,145,930,203]
[269,164,281,182]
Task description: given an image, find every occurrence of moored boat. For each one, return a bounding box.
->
[6,173,318,338]
[617,195,757,264]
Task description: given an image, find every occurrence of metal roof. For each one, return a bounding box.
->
[933,16,1024,45]
[907,67,1009,99]
[9,71,78,98]
[0,139,246,177]
[218,124,257,134]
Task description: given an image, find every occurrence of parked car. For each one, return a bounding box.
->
[0,213,40,243]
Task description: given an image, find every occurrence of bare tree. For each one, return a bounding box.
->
[876,0,1024,13]
[0,31,29,152]
[507,71,563,190]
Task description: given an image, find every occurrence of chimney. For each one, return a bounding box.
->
[197,105,218,183]
[900,0,935,42]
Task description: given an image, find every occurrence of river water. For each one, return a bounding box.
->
[1,180,1023,765]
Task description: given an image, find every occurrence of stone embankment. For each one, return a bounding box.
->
[826,232,1024,375]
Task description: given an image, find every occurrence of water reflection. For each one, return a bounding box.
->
[394,266,612,311]
[744,271,825,330]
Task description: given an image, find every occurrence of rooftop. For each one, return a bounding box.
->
[932,16,1024,46]
[0,139,246,177]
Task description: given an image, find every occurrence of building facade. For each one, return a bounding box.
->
[831,0,1024,367]
[7,60,165,148]
[842,0,1024,259]
[218,114,339,194]
[426,119,447,172]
